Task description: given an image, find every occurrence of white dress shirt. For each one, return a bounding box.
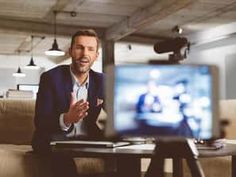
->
[59,66,89,137]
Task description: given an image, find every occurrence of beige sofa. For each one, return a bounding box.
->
[0,99,106,177]
[0,99,52,177]
[0,99,235,177]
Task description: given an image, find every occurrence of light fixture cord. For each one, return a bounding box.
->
[17,49,21,67]
[53,11,57,40]
[31,35,33,58]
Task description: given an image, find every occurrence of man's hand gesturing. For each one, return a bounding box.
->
[63,92,89,126]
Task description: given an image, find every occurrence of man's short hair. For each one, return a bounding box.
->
[71,29,100,51]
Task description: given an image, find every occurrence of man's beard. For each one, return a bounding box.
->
[72,57,92,74]
[76,63,90,73]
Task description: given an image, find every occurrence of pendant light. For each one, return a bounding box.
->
[25,35,40,69]
[12,67,26,77]
[45,11,65,56]
[13,50,26,77]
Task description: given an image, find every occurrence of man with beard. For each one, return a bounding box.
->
[32,29,105,177]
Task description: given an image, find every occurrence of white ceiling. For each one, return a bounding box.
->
[0,0,236,61]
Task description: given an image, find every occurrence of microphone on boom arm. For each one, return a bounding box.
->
[153,37,190,62]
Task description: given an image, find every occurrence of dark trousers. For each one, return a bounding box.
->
[51,154,78,177]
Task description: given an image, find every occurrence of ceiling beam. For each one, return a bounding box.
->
[105,0,194,41]
[52,0,75,11]
[0,17,169,44]
[121,34,171,44]
[43,0,86,22]
[188,21,236,47]
[0,17,105,38]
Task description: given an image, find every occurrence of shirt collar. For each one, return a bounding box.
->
[70,65,89,89]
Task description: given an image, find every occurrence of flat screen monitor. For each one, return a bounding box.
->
[105,64,220,140]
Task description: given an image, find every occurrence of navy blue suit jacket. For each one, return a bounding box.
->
[32,65,105,153]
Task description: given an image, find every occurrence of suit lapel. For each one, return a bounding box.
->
[63,66,73,108]
[88,71,97,107]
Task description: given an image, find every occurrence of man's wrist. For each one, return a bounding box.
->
[59,113,71,131]
[63,113,71,127]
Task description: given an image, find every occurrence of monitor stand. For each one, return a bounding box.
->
[145,138,205,177]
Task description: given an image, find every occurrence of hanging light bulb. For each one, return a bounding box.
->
[45,11,65,56]
[12,67,26,77]
[172,25,183,34]
[25,35,40,69]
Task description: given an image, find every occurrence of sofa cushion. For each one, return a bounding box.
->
[0,99,35,145]
[0,144,110,176]
[220,100,236,138]
[0,144,52,177]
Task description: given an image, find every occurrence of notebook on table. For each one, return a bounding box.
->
[50,140,131,148]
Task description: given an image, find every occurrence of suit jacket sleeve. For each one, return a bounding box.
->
[32,72,67,153]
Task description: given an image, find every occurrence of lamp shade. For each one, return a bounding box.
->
[45,11,65,57]
[12,67,26,77]
[25,35,40,69]
[45,39,65,56]
[25,57,40,69]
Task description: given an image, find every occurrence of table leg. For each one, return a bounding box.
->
[173,158,183,177]
[116,156,141,177]
[232,155,236,177]
[145,156,165,177]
